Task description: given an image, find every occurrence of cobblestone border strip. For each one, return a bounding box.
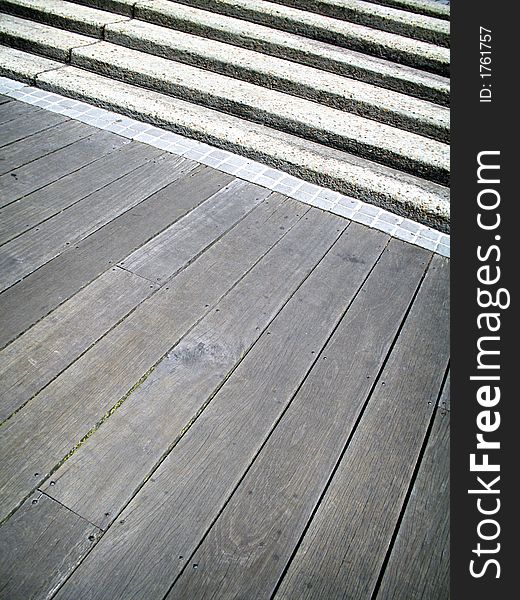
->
[0,75,449,257]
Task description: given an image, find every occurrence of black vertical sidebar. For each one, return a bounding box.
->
[451,1,517,598]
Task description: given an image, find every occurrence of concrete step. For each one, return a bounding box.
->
[206,0,450,46]
[68,0,450,21]
[0,13,96,61]
[68,0,135,17]
[104,20,449,141]
[361,0,449,20]
[0,0,451,228]
[0,45,63,82]
[147,0,449,75]
[0,0,130,37]
[26,0,450,105]
[71,41,449,183]
[0,55,449,230]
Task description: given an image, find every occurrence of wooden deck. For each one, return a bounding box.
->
[0,97,449,600]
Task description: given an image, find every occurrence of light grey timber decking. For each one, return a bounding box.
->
[0,99,449,600]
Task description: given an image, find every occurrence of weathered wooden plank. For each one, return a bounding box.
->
[0,267,155,423]
[0,118,124,177]
[121,179,295,282]
[0,181,270,523]
[49,224,395,600]
[163,240,431,600]
[0,151,194,291]
[273,255,449,600]
[375,373,450,600]
[0,124,133,209]
[44,206,355,530]
[0,166,233,349]
[0,141,154,245]
[0,492,100,600]
[0,108,67,148]
[439,372,450,412]
[0,97,39,123]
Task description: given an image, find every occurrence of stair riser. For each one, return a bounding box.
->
[105,28,448,142]
[67,0,134,17]
[71,50,448,185]
[69,0,450,20]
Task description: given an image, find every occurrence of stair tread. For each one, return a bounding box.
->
[0,45,63,81]
[67,0,135,16]
[0,0,130,36]
[69,0,450,20]
[362,0,449,19]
